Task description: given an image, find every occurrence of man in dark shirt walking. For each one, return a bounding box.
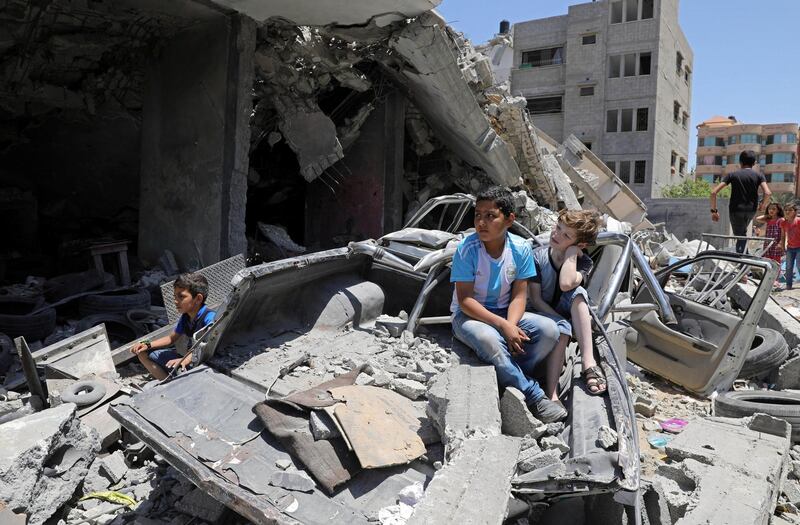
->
[710,150,772,253]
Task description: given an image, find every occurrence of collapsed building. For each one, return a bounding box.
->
[7,2,800,525]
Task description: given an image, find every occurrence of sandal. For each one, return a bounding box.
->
[582,365,607,396]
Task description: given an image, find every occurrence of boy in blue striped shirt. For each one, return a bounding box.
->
[451,187,566,423]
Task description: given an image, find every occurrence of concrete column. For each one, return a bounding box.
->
[305,92,406,249]
[138,13,255,269]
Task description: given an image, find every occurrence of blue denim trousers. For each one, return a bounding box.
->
[452,308,560,404]
[786,247,800,287]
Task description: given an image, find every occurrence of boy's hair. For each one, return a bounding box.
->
[767,202,784,218]
[174,273,209,302]
[785,203,797,213]
[475,186,515,217]
[739,150,756,167]
[558,209,602,245]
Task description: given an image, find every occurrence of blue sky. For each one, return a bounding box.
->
[437,0,800,168]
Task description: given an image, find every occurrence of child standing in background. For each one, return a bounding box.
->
[780,204,800,290]
[755,203,784,288]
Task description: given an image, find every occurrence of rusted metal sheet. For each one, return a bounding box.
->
[330,386,426,468]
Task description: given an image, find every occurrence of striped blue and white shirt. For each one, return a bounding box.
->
[450,232,536,313]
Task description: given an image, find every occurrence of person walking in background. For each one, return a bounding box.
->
[781,204,800,290]
[754,203,784,289]
[711,150,772,253]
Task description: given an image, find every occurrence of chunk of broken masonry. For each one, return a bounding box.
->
[517,448,561,474]
[407,436,521,525]
[0,403,99,525]
[426,365,502,452]
[596,425,618,450]
[99,450,128,484]
[500,387,543,437]
[175,487,228,521]
[309,410,340,440]
[540,435,570,455]
[392,378,427,400]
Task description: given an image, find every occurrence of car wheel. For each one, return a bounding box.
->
[0,297,57,342]
[78,288,151,317]
[714,390,800,441]
[60,379,106,406]
[738,327,789,379]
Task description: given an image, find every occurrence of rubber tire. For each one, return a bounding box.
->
[0,297,57,342]
[715,390,800,441]
[60,380,106,406]
[78,288,151,317]
[738,327,789,379]
[76,314,146,346]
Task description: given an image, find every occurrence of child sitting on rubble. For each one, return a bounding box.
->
[131,273,216,380]
[528,209,606,398]
[450,186,566,423]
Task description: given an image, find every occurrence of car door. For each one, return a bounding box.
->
[625,251,778,396]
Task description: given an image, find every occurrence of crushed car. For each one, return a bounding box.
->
[108,194,778,524]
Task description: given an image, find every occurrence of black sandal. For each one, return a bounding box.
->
[582,365,607,396]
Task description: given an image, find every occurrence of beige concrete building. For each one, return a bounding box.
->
[696,116,799,195]
[509,0,693,201]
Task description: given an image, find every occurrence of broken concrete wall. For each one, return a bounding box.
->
[0,403,99,525]
[646,197,731,242]
[305,92,406,249]
[139,13,255,269]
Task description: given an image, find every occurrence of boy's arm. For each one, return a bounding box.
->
[559,246,584,291]
[528,282,561,318]
[456,282,529,354]
[131,332,179,354]
[506,280,528,327]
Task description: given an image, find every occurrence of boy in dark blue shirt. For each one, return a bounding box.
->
[131,273,216,380]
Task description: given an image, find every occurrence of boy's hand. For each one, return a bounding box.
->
[501,321,529,355]
[566,245,583,258]
[166,357,185,370]
[131,342,149,355]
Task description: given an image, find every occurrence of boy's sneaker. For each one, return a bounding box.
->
[529,397,567,423]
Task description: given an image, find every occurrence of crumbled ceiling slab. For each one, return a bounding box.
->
[388,12,522,188]
[200,0,441,26]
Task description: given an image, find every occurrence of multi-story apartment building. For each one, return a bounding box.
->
[509,0,692,200]
[696,116,799,196]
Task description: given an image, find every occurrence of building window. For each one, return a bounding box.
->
[639,52,651,75]
[767,173,795,183]
[582,141,593,150]
[740,134,759,144]
[634,160,646,184]
[521,47,564,68]
[699,136,725,147]
[727,135,738,145]
[673,101,681,123]
[625,0,639,22]
[526,96,563,114]
[727,154,738,165]
[671,151,677,167]
[641,0,654,19]
[681,112,689,129]
[679,158,686,175]
[624,53,636,77]
[607,110,619,132]
[609,55,621,78]
[676,51,684,75]
[611,1,623,23]
[582,34,596,45]
[767,133,799,145]
[636,108,649,131]
[579,86,595,96]
[621,108,634,132]
[767,152,797,164]
[684,67,691,84]
[619,160,631,183]
[607,160,617,174]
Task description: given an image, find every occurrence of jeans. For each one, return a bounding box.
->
[148,349,181,372]
[452,308,560,404]
[787,247,800,288]
[729,210,755,253]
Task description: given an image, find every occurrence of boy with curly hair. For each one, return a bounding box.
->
[528,210,605,398]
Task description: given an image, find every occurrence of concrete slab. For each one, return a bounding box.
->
[656,415,790,525]
[175,487,228,522]
[500,387,542,437]
[0,403,99,525]
[426,365,502,453]
[731,283,800,349]
[407,436,521,525]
